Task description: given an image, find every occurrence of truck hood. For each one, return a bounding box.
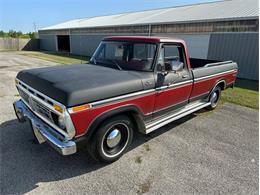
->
[16,64,150,107]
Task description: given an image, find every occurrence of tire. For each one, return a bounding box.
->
[87,115,134,163]
[206,86,221,110]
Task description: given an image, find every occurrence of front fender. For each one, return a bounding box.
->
[81,105,146,142]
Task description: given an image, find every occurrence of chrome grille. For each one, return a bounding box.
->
[16,81,61,129]
[18,88,30,104]
[15,79,75,139]
[31,98,54,123]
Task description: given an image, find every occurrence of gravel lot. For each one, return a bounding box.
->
[0,52,258,195]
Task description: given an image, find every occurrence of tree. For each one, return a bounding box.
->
[28,32,38,39]
[0,30,37,39]
[17,31,23,37]
[8,30,17,38]
[0,30,4,37]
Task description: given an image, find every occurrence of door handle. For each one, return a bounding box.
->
[182,75,188,78]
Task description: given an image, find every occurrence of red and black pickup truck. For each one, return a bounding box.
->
[13,36,238,162]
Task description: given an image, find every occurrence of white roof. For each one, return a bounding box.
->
[40,0,259,30]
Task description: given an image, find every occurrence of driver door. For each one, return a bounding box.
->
[154,44,193,117]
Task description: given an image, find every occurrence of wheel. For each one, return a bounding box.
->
[87,115,133,163]
[207,86,221,110]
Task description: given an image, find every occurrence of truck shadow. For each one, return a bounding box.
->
[0,113,197,194]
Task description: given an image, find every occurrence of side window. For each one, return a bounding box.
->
[164,45,182,63]
[163,44,186,71]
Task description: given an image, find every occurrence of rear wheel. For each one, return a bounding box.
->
[207,86,221,110]
[87,115,133,163]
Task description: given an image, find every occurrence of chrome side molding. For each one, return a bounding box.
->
[145,101,211,134]
[194,69,237,82]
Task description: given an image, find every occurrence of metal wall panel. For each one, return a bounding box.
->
[207,32,259,80]
[41,32,211,58]
[39,34,56,51]
[152,33,210,58]
[70,33,147,56]
[70,34,105,56]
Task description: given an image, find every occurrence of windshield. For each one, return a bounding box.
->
[90,41,157,71]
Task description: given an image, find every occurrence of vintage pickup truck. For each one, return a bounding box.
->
[13,36,238,162]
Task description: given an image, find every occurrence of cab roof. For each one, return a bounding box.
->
[103,36,185,44]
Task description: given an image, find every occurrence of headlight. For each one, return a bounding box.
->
[58,116,66,129]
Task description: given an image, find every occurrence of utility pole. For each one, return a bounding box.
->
[33,22,37,33]
[33,22,38,38]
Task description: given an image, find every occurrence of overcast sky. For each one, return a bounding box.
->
[0,0,218,33]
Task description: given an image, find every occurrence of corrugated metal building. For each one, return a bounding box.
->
[39,0,259,80]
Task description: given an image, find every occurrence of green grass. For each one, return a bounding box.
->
[18,51,90,64]
[221,87,258,109]
[221,79,258,109]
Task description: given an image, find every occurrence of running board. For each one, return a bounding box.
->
[145,101,211,134]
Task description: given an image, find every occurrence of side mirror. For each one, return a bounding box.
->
[164,63,172,72]
[157,63,165,72]
[171,61,184,72]
[157,63,169,76]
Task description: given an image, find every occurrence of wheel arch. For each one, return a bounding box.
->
[83,105,146,142]
[212,79,226,92]
[215,79,226,90]
[207,79,226,101]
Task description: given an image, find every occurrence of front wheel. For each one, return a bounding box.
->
[87,115,133,163]
[206,86,221,110]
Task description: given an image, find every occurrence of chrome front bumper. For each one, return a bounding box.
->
[13,99,77,155]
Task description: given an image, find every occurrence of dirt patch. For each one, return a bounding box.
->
[135,156,142,164]
[137,177,154,194]
[0,65,10,69]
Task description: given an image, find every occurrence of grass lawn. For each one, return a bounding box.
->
[221,87,258,109]
[17,51,259,109]
[18,51,90,64]
[221,79,258,109]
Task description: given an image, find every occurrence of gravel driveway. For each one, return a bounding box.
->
[0,52,258,195]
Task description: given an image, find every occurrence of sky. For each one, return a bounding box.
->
[0,0,218,33]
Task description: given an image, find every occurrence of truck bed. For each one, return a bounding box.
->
[190,58,233,69]
[190,58,238,81]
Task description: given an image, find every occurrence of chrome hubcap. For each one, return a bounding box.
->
[106,129,122,148]
[101,123,130,158]
[211,92,218,106]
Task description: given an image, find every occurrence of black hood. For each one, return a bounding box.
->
[16,64,150,107]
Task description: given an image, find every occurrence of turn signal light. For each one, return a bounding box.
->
[71,104,92,113]
[54,104,63,113]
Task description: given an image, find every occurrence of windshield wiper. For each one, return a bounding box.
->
[110,60,122,70]
[90,59,122,71]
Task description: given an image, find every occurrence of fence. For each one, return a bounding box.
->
[0,37,39,51]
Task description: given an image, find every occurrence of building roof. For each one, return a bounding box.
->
[40,0,259,31]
